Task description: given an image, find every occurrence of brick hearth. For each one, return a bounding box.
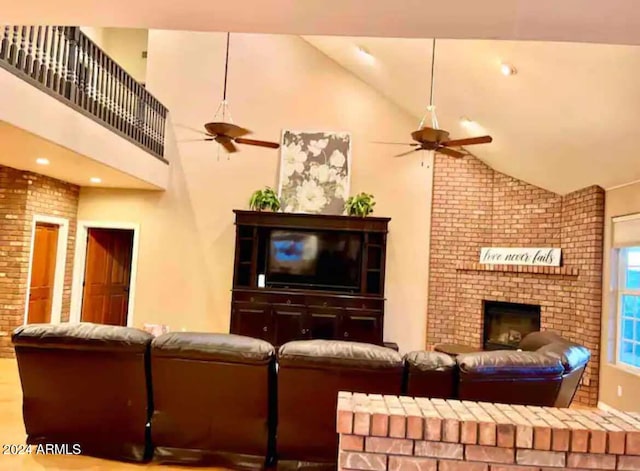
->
[338,392,640,471]
[427,156,604,406]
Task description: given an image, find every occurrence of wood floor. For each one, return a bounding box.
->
[0,358,227,470]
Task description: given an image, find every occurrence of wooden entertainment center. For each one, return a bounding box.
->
[230,210,390,345]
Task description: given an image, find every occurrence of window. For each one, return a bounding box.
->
[618,247,640,368]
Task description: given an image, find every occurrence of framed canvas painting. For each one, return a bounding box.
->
[277,130,351,215]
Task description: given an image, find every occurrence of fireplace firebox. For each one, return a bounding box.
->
[483,301,541,350]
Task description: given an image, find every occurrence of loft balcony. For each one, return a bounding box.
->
[0,26,170,189]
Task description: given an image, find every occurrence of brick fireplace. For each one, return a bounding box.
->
[483,301,541,351]
[426,155,604,406]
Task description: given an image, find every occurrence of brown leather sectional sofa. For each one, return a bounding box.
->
[12,324,589,470]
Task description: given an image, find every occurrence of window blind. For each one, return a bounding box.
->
[613,214,640,247]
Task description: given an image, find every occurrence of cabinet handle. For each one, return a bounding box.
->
[322,302,327,307]
[344,332,349,338]
[250,297,255,302]
[263,326,268,332]
[286,299,291,304]
[361,303,366,309]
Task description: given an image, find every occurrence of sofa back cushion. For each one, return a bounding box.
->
[457,350,563,406]
[150,332,276,468]
[404,351,457,399]
[277,340,403,465]
[12,323,152,462]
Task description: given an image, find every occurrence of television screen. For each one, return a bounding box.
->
[267,230,361,290]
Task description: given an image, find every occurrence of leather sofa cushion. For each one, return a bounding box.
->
[152,332,275,364]
[457,351,564,378]
[538,342,591,373]
[12,323,152,353]
[405,351,456,371]
[278,340,403,370]
[518,331,564,351]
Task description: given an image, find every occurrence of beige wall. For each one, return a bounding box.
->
[77,31,433,352]
[600,181,640,411]
[102,28,148,83]
[81,27,148,83]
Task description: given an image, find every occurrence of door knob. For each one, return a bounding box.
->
[344,332,349,338]
[263,326,268,332]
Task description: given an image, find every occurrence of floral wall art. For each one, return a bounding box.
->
[278,130,351,214]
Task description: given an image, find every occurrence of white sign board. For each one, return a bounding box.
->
[479,247,562,267]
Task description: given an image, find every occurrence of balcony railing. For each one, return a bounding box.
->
[0,26,167,160]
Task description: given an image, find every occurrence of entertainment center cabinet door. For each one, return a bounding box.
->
[341,310,382,345]
[271,304,309,345]
[306,306,341,340]
[231,303,273,342]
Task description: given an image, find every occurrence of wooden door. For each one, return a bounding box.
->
[28,223,59,323]
[81,228,134,326]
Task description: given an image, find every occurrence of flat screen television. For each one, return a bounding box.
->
[266,229,362,291]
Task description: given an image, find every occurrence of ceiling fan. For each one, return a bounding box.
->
[376,39,492,159]
[179,33,280,155]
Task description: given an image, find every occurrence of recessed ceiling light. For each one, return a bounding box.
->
[356,45,375,65]
[89,177,102,184]
[35,158,50,165]
[500,63,517,76]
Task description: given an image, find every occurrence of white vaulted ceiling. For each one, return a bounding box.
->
[304,36,640,194]
[3,1,640,193]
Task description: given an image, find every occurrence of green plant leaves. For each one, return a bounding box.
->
[249,186,281,211]
[345,192,375,217]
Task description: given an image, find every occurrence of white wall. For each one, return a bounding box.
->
[78,31,433,351]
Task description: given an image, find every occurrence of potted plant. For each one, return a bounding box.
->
[249,187,281,212]
[345,193,376,217]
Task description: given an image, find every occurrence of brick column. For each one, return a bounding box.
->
[0,165,79,357]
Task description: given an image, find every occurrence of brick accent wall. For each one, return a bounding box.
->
[338,392,640,471]
[427,155,604,406]
[0,164,79,357]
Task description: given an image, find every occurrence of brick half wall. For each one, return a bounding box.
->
[338,392,640,471]
[0,164,79,357]
[426,155,604,406]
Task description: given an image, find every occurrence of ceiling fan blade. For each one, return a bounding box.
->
[173,123,211,136]
[442,136,493,147]
[219,138,238,153]
[178,138,215,142]
[235,137,280,149]
[372,141,420,146]
[394,148,422,158]
[437,147,466,158]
